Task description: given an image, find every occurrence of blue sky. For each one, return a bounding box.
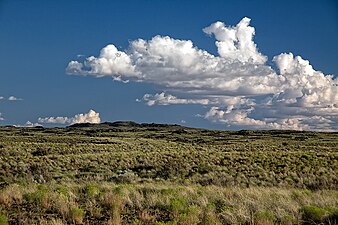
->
[0,0,337,130]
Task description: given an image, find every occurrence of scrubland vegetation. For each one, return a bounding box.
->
[0,122,337,224]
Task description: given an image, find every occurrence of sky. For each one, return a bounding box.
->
[0,0,337,131]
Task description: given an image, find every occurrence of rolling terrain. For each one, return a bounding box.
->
[0,122,337,224]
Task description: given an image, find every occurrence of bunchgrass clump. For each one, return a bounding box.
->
[69,207,85,224]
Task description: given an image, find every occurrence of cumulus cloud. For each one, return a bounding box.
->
[272,53,338,109]
[203,17,267,64]
[204,107,308,130]
[67,45,137,78]
[66,18,337,131]
[38,109,101,125]
[8,96,23,101]
[0,113,3,121]
[67,20,277,96]
[0,96,3,101]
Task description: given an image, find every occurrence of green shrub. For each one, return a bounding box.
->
[177,206,200,225]
[24,187,50,208]
[170,196,188,213]
[303,189,312,196]
[84,184,100,198]
[154,222,171,225]
[281,214,295,225]
[0,214,8,225]
[55,185,69,197]
[254,210,276,224]
[301,205,327,223]
[69,207,85,224]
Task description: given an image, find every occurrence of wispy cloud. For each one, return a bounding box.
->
[66,17,338,131]
[141,92,210,106]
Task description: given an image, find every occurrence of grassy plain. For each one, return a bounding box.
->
[0,122,337,224]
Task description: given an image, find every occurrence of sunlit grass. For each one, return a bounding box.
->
[0,124,337,224]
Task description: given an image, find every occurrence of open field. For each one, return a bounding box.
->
[0,122,337,224]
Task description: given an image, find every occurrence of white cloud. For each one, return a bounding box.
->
[66,18,337,131]
[205,106,267,128]
[67,45,137,77]
[142,92,210,106]
[38,116,71,124]
[204,107,307,130]
[0,96,3,101]
[67,30,277,96]
[14,121,43,127]
[272,53,338,109]
[8,96,23,101]
[38,109,101,125]
[20,121,42,127]
[202,17,267,64]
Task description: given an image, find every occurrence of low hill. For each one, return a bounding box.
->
[68,121,183,129]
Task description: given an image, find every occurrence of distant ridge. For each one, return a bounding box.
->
[102,121,140,127]
[67,121,183,128]
[3,121,334,133]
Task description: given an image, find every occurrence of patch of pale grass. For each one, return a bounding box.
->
[38,218,65,225]
[0,184,23,207]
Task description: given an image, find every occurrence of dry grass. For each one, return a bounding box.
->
[1,182,336,224]
[0,125,336,224]
[0,184,22,208]
[0,126,336,190]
